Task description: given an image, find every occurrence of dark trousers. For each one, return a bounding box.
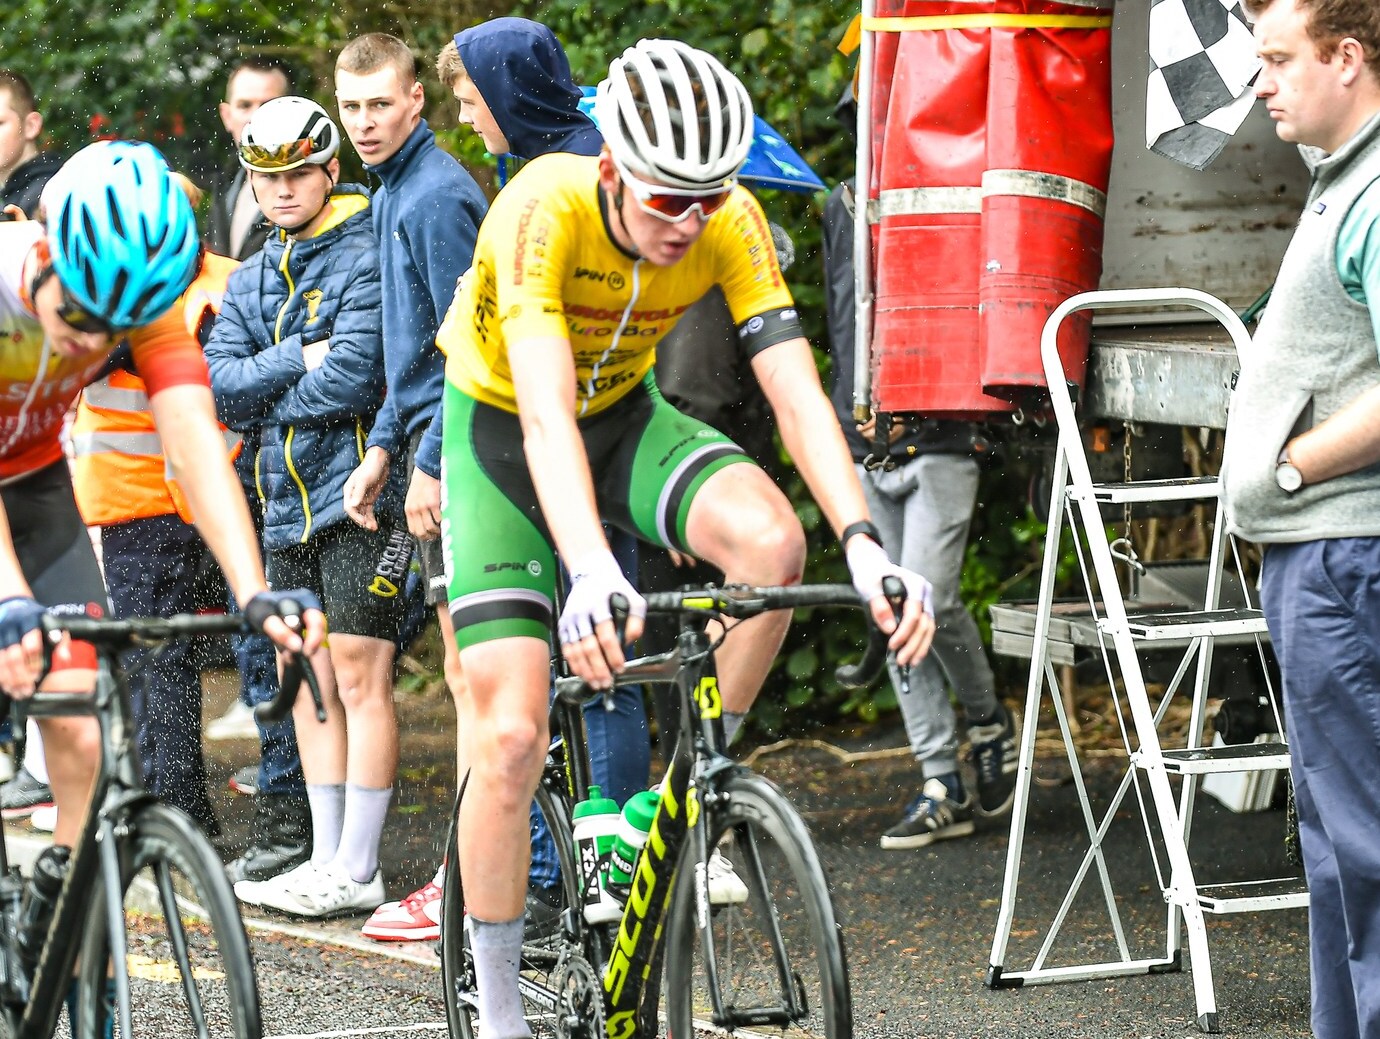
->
[233,493,304,798]
[1261,537,1380,1039]
[102,515,218,827]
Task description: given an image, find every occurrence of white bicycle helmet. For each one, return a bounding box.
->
[595,39,754,191]
[239,96,340,173]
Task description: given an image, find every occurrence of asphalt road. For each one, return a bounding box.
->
[10,672,1311,1038]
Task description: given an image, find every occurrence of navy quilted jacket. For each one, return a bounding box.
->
[206,184,390,550]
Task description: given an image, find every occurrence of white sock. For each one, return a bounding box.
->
[306,783,346,865]
[333,784,392,883]
[467,914,532,1039]
[23,720,48,784]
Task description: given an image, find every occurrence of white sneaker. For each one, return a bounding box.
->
[29,804,57,833]
[254,862,386,920]
[234,859,319,908]
[707,849,749,905]
[0,749,13,784]
[206,700,259,742]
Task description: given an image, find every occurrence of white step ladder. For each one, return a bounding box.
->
[984,289,1305,1034]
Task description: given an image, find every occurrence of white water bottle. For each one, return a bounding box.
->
[571,785,623,924]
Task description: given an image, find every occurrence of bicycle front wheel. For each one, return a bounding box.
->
[663,768,852,1039]
[442,780,587,1039]
[74,802,261,1039]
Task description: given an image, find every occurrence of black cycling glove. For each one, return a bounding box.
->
[0,596,45,650]
[244,589,323,634]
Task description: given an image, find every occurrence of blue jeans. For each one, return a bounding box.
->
[530,528,649,888]
[233,493,304,798]
[1261,537,1380,1039]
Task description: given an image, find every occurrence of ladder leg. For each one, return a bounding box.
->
[988,449,1071,986]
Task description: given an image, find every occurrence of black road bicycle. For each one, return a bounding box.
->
[441,581,899,1039]
[0,608,318,1039]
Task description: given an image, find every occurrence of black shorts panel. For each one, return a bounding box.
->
[2,463,109,611]
[266,522,405,641]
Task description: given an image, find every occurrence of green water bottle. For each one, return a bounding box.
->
[571,785,622,923]
[607,789,661,896]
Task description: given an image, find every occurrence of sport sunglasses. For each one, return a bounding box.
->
[613,158,736,224]
[30,265,129,336]
[239,137,317,173]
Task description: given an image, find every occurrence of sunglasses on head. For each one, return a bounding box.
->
[239,138,317,173]
[30,265,127,336]
[613,158,736,224]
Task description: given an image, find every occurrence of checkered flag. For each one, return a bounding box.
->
[1145,0,1261,169]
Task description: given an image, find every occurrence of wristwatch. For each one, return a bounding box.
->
[1275,446,1304,493]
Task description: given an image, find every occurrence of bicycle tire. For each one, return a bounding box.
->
[663,768,852,1039]
[73,802,261,1039]
[442,780,588,1039]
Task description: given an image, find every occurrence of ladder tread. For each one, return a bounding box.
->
[1083,476,1219,504]
[1194,878,1309,914]
[1119,607,1268,640]
[1158,741,1290,774]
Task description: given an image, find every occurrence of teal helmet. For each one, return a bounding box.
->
[45,141,200,330]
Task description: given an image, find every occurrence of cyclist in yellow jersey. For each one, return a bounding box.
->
[437,40,936,1035]
[440,152,794,418]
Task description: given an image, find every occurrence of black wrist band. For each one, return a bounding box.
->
[840,520,883,550]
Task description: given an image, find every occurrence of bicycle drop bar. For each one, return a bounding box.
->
[31,611,324,724]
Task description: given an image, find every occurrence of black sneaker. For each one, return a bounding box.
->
[524,882,563,943]
[1,767,55,819]
[969,705,1018,817]
[880,776,974,850]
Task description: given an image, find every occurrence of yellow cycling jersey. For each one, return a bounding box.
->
[440,152,794,418]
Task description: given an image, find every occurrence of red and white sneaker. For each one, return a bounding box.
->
[361,867,444,942]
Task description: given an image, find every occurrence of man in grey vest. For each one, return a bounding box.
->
[1222,3,1380,1036]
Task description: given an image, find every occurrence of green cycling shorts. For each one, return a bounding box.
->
[440,373,752,651]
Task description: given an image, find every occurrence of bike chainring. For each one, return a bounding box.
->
[552,947,605,1039]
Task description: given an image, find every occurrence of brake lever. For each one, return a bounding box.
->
[251,602,327,724]
[603,593,630,709]
[834,576,909,691]
[881,575,909,697]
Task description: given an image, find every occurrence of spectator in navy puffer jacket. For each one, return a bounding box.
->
[206,97,405,921]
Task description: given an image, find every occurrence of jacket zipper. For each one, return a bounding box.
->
[275,240,313,542]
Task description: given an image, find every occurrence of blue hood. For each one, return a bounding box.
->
[453,18,602,160]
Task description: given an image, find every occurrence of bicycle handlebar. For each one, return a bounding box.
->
[36,610,325,724]
[612,578,906,691]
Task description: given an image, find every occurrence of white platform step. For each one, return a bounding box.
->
[1192,878,1308,914]
[1085,476,1220,504]
[1154,740,1292,775]
[1113,607,1268,641]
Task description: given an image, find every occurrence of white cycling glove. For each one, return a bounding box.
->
[558,550,647,645]
[845,537,934,618]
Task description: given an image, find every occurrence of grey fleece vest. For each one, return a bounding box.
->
[1221,113,1380,543]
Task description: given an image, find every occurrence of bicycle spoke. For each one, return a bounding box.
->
[155,858,210,1036]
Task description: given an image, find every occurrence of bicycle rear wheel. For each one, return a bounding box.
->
[74,802,261,1039]
[442,779,589,1039]
[663,769,852,1039]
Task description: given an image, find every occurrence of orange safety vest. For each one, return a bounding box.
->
[71,251,241,526]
